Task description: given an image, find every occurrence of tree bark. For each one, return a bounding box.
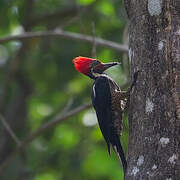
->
[124,0,180,179]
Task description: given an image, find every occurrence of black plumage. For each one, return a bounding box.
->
[91,75,127,173]
[73,57,139,174]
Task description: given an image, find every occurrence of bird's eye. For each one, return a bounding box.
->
[90,60,103,74]
[91,60,100,68]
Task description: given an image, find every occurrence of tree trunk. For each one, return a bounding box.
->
[124,0,180,179]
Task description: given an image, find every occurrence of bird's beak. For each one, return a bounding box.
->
[101,62,120,72]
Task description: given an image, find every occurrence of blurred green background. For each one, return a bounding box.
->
[0,0,130,179]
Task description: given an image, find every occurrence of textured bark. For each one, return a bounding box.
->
[124,0,180,179]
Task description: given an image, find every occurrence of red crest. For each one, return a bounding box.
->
[73,56,95,76]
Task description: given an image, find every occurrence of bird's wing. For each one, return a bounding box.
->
[91,76,113,154]
[91,76,127,172]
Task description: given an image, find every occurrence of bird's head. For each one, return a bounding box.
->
[73,56,120,79]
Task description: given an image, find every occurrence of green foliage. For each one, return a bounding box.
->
[77,0,96,5]
[83,146,124,180]
[0,0,129,180]
[96,1,115,17]
[52,124,80,150]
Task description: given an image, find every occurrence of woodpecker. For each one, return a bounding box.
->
[73,56,136,173]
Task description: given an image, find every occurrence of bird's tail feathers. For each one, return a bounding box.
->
[107,143,111,156]
[112,137,127,173]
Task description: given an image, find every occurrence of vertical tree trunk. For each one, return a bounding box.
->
[124,0,180,179]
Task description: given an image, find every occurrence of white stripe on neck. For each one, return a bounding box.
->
[92,84,96,98]
[91,68,102,78]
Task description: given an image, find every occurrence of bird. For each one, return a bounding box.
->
[73,56,137,173]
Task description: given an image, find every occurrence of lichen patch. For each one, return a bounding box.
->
[129,48,134,63]
[159,137,170,147]
[145,98,154,114]
[168,154,178,165]
[158,41,164,50]
[148,0,162,16]
[152,164,157,170]
[131,166,139,176]
[175,29,180,35]
[137,155,144,166]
